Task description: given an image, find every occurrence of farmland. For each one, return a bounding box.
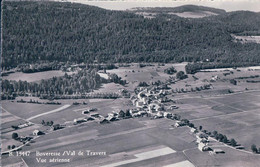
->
[1,63,260,167]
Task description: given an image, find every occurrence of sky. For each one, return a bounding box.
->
[63,0,260,12]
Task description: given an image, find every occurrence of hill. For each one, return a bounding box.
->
[2,1,260,69]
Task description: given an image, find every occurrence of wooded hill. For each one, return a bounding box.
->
[2,1,260,69]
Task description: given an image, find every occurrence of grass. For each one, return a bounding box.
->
[1,101,62,119]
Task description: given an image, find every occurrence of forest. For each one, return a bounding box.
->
[1,68,106,100]
[2,1,260,69]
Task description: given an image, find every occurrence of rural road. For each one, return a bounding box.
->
[26,104,71,121]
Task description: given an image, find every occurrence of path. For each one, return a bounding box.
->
[26,104,71,121]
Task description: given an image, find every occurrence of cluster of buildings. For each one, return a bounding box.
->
[131,87,174,118]
[190,128,225,154]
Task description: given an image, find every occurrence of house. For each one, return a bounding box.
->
[198,143,210,151]
[106,114,118,121]
[82,110,89,114]
[142,97,149,104]
[138,111,148,116]
[136,101,144,108]
[107,116,118,121]
[190,128,198,133]
[52,124,64,131]
[118,110,125,118]
[74,118,87,124]
[130,109,139,115]
[174,121,185,127]
[132,99,138,106]
[33,130,44,136]
[85,117,95,121]
[156,111,164,118]
[210,75,220,82]
[99,118,109,124]
[163,112,172,118]
[170,105,179,110]
[148,104,157,113]
[132,113,141,117]
[19,136,32,142]
[90,113,100,118]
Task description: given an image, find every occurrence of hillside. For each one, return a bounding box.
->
[2,1,260,69]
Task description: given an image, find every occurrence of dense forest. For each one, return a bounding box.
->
[1,68,106,99]
[2,1,260,69]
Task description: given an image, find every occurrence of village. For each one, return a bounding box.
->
[3,80,231,157]
[2,63,260,167]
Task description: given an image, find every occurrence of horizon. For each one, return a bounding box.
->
[62,0,260,12]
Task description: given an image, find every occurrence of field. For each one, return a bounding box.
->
[1,63,260,167]
[233,35,260,44]
[169,11,218,18]
[2,70,74,82]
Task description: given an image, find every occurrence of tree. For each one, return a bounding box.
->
[7,145,11,150]
[188,123,194,128]
[213,131,218,137]
[41,120,45,125]
[218,134,224,142]
[181,119,189,125]
[199,126,202,131]
[223,135,228,143]
[230,138,237,147]
[12,133,19,140]
[230,79,237,85]
[176,71,188,80]
[12,145,16,149]
[251,144,257,153]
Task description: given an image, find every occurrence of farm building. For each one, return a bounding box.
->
[190,128,198,133]
[198,143,210,152]
[170,105,179,110]
[156,111,164,118]
[138,111,148,116]
[90,113,100,118]
[132,113,141,117]
[106,115,118,121]
[74,118,86,124]
[213,148,225,154]
[33,130,44,136]
[130,109,139,115]
[175,121,185,127]
[82,110,89,114]
[99,118,109,124]
[85,117,95,121]
[52,124,65,131]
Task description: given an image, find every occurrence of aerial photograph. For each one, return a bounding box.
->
[1,0,260,166]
